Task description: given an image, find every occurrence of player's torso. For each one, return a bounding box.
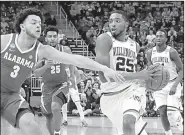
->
[1,33,40,92]
[151,46,178,80]
[101,32,140,93]
[42,45,69,89]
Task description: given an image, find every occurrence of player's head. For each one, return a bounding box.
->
[14,8,43,39]
[155,29,167,47]
[109,10,128,38]
[44,25,59,47]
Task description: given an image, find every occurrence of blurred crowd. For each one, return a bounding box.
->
[61,1,184,69]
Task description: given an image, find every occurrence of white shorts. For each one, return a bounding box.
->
[69,88,80,102]
[100,85,146,134]
[153,80,182,109]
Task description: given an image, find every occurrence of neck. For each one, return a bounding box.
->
[115,31,127,42]
[157,44,167,52]
[17,32,37,49]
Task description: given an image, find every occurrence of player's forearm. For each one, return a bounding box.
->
[173,69,183,86]
[120,71,146,80]
[33,65,49,77]
[52,53,109,72]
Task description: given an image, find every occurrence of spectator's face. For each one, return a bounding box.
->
[172,20,176,25]
[22,15,41,39]
[109,13,128,37]
[155,31,167,46]
[45,31,58,47]
[86,80,92,86]
[149,30,153,35]
[80,81,85,88]
[180,27,183,32]
[93,83,99,89]
[170,27,174,31]
[86,11,89,16]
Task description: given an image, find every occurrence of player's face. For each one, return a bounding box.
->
[155,31,167,46]
[23,15,41,39]
[109,13,127,37]
[45,31,58,47]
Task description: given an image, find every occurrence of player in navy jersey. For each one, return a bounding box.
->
[1,8,126,135]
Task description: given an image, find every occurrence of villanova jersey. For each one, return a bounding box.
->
[1,33,40,92]
[101,32,139,93]
[151,46,178,80]
[41,45,68,89]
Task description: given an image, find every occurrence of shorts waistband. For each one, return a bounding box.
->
[102,85,131,96]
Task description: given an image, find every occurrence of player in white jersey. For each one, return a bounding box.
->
[95,10,159,135]
[146,29,183,135]
[62,66,88,127]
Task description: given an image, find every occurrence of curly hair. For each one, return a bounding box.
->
[44,25,59,36]
[14,8,43,33]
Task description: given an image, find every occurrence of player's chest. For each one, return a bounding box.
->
[1,49,36,69]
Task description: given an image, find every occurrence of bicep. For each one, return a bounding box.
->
[170,49,183,71]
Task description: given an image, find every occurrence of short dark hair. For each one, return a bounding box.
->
[110,10,128,22]
[14,8,43,33]
[157,29,167,37]
[44,25,59,36]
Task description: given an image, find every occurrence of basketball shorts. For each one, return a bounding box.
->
[41,85,68,116]
[69,88,80,102]
[1,90,33,128]
[100,84,146,134]
[153,80,182,109]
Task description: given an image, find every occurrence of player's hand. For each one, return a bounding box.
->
[169,85,177,95]
[140,68,161,81]
[45,60,54,68]
[103,67,125,83]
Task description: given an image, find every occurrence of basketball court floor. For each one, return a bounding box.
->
[1,115,183,135]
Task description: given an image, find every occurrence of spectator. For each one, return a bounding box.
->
[168,27,177,40]
[171,20,179,32]
[46,15,57,26]
[146,29,156,44]
[178,15,184,27]
[91,92,101,115]
[1,17,9,32]
[92,82,101,96]
[177,26,184,43]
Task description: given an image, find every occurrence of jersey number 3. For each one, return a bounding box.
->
[10,65,20,78]
[116,57,134,72]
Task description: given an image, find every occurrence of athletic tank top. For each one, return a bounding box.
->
[151,46,178,80]
[41,45,68,88]
[101,32,140,93]
[1,33,40,93]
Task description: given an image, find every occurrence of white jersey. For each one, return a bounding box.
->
[101,32,141,93]
[151,46,178,80]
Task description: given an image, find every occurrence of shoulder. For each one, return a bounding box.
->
[1,34,14,51]
[169,46,179,58]
[96,33,112,50]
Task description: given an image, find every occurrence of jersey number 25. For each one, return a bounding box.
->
[116,57,134,72]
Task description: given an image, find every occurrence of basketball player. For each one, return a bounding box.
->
[1,8,126,135]
[146,29,183,135]
[62,66,88,127]
[95,10,159,135]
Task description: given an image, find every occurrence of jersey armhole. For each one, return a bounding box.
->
[35,42,41,63]
[1,33,14,53]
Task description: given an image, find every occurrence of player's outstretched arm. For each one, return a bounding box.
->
[37,44,125,83]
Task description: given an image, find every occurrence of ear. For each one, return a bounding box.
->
[20,24,25,31]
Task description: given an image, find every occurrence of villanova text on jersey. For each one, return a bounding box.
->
[113,47,136,59]
[152,57,169,64]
